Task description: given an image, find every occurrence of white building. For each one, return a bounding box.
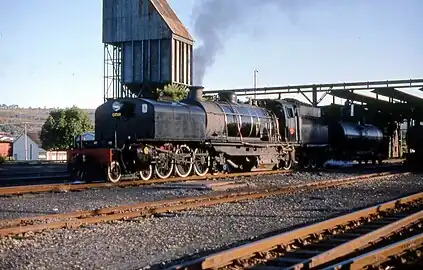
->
[41,150,68,161]
[12,132,44,160]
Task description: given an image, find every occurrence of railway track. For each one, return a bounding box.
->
[0,171,406,237]
[0,171,68,183]
[0,169,292,196]
[0,159,405,196]
[167,187,423,270]
[323,232,423,269]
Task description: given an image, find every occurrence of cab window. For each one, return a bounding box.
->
[286,107,294,118]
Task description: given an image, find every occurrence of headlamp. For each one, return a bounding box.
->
[112,101,123,112]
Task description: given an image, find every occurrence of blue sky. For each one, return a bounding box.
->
[0,0,422,109]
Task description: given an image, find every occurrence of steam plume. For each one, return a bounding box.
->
[191,0,318,85]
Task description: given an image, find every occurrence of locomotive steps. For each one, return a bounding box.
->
[0,171,407,237]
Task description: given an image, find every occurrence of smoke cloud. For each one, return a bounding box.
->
[191,0,319,85]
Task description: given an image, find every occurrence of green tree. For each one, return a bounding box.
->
[40,106,93,150]
[157,83,188,101]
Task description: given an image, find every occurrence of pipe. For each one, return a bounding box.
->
[290,149,297,164]
[226,159,239,169]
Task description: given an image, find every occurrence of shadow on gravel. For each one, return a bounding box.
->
[145,189,423,270]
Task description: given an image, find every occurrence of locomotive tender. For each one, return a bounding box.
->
[67,86,385,183]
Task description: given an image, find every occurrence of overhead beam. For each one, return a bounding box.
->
[203,78,423,96]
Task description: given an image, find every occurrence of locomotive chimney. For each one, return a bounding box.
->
[188,86,204,102]
[218,91,237,104]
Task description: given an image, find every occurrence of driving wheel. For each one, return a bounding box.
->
[154,154,174,179]
[138,165,153,181]
[107,161,122,183]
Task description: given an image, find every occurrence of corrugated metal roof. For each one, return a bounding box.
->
[329,90,390,105]
[372,87,423,105]
[150,0,193,41]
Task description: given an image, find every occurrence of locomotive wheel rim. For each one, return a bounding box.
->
[175,146,193,178]
[303,159,310,169]
[283,159,293,170]
[138,165,153,181]
[107,161,122,183]
[193,148,209,176]
[70,169,78,181]
[154,155,174,179]
[78,171,85,181]
[310,160,317,169]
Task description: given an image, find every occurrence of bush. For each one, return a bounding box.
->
[40,106,93,150]
[0,156,5,164]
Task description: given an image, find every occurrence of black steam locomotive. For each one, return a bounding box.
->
[67,86,385,183]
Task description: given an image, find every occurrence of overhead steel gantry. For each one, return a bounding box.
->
[203,78,423,106]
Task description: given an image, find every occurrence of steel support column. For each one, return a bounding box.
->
[312,86,318,106]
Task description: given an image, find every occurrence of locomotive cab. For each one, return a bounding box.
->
[259,100,299,143]
[280,103,299,143]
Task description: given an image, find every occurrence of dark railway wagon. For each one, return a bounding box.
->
[405,125,423,151]
[405,124,423,166]
[329,121,384,163]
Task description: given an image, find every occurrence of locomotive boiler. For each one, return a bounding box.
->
[183,88,280,143]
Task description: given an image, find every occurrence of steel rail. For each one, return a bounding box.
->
[0,159,405,196]
[284,209,423,269]
[0,169,292,196]
[166,183,420,270]
[0,172,404,237]
[322,232,423,270]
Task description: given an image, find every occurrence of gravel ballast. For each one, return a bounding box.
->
[0,171,357,220]
[0,172,420,270]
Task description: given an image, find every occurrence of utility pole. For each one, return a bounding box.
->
[24,122,28,160]
[253,69,259,100]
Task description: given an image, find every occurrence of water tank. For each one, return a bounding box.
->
[102,0,194,96]
[329,121,383,153]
